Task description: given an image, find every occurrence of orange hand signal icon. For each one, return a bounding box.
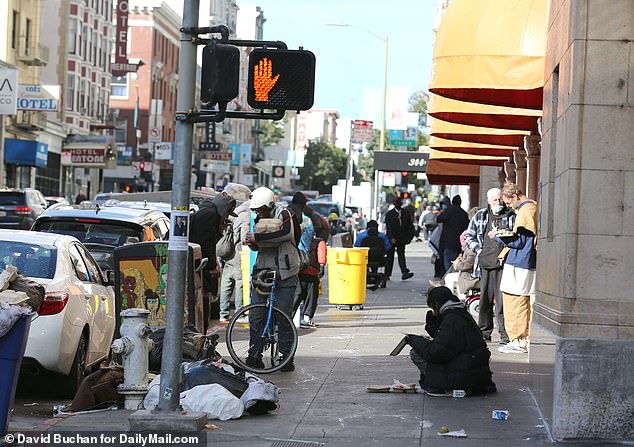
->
[253,57,280,102]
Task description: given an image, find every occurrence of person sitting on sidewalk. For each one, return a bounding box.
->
[441,230,478,299]
[407,286,496,396]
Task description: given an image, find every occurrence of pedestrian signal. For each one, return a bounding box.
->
[201,43,240,103]
[247,48,316,111]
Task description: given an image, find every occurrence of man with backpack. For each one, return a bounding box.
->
[293,216,327,328]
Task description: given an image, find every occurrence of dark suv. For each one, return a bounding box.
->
[31,205,170,272]
[0,189,48,229]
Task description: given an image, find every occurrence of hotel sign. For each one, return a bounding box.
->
[17,85,60,111]
[62,147,106,167]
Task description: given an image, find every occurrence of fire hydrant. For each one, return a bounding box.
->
[112,309,153,410]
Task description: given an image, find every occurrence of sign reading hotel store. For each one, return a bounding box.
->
[62,147,106,167]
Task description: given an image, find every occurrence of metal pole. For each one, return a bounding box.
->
[375,35,388,220]
[157,0,198,413]
[342,121,353,212]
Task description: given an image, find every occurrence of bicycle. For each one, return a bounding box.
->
[225,270,298,374]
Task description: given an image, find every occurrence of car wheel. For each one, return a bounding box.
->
[63,334,87,397]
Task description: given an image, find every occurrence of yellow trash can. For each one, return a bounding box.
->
[240,249,251,307]
[327,247,368,310]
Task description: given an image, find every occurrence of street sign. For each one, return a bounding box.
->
[272,165,285,178]
[154,142,172,160]
[0,67,19,115]
[199,142,221,151]
[200,158,230,173]
[148,126,162,143]
[247,48,316,111]
[388,127,418,147]
[351,120,374,143]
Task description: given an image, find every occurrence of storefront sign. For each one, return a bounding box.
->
[373,150,429,172]
[17,85,60,111]
[200,158,230,173]
[115,0,129,64]
[154,142,172,160]
[4,139,48,167]
[0,67,19,115]
[62,147,106,167]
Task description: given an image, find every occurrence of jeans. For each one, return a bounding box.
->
[248,274,298,359]
[293,277,319,320]
[442,247,459,273]
[478,267,509,341]
[219,266,242,319]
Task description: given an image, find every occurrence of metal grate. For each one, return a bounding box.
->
[270,440,323,447]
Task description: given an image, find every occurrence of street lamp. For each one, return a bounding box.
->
[325,22,388,218]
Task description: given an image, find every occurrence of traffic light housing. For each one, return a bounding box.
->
[247,48,316,111]
[201,43,240,103]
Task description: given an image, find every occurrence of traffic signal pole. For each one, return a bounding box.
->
[157,0,198,414]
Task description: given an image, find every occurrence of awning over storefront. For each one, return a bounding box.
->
[430,136,515,157]
[4,138,48,167]
[426,159,481,185]
[429,117,529,147]
[428,94,541,132]
[430,0,547,110]
[430,149,507,167]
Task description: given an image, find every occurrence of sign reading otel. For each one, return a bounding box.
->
[61,148,106,167]
[17,85,60,111]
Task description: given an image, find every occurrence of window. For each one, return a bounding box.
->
[11,11,19,50]
[111,75,128,97]
[65,74,75,110]
[96,33,102,67]
[25,18,31,55]
[91,85,97,116]
[69,245,90,282]
[82,24,88,59]
[86,26,92,62]
[67,18,78,54]
[92,30,97,63]
[77,245,103,284]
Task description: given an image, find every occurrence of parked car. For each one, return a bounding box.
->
[0,230,115,394]
[31,206,170,273]
[45,196,70,209]
[306,201,342,219]
[0,188,48,229]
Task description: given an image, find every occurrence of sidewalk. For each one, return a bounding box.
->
[30,242,554,446]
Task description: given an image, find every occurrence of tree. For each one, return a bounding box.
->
[409,90,430,147]
[259,118,285,147]
[298,141,347,193]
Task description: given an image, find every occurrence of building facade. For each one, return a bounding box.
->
[108,1,180,192]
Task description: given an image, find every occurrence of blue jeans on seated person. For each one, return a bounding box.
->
[248,274,298,359]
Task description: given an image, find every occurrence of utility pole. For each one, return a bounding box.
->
[129,0,206,432]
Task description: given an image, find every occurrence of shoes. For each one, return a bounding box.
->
[429,279,443,287]
[219,316,229,322]
[404,268,411,273]
[499,338,510,345]
[280,357,295,372]
[245,356,265,369]
[236,316,249,324]
[483,334,492,342]
[402,272,414,280]
[379,279,387,288]
[498,340,528,354]
[300,319,319,328]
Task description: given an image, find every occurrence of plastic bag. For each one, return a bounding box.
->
[240,379,279,415]
[10,273,45,311]
[143,375,161,410]
[181,384,244,420]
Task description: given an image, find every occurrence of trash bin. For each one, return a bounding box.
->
[0,313,32,436]
[327,247,368,310]
[240,249,251,307]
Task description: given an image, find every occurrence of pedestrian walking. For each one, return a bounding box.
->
[245,187,301,371]
[384,197,415,280]
[436,195,469,275]
[74,190,87,204]
[418,206,436,241]
[407,286,496,396]
[293,217,326,328]
[464,187,515,344]
[490,183,538,354]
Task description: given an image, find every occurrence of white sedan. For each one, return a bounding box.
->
[0,230,115,395]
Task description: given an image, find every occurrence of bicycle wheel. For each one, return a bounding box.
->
[226,304,298,374]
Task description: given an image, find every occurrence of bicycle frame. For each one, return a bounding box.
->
[261,271,277,338]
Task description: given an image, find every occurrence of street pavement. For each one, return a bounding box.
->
[9,242,556,446]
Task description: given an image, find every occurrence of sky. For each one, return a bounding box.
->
[250,0,435,121]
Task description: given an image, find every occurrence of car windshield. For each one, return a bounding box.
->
[0,241,57,279]
[307,202,340,218]
[0,192,25,206]
[33,220,143,246]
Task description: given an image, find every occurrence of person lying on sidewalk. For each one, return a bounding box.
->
[407,286,496,396]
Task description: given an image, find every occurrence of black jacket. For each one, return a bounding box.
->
[437,205,469,252]
[385,207,414,245]
[409,304,493,391]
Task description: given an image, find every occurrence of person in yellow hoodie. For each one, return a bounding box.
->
[487,183,538,354]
